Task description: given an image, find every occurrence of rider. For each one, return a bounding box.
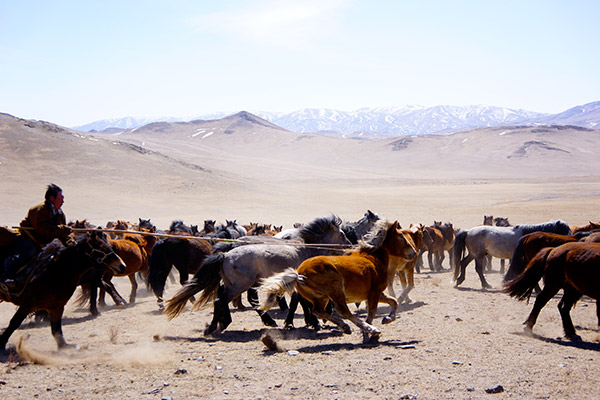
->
[1,184,73,290]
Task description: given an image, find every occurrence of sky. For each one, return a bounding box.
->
[1,0,599,127]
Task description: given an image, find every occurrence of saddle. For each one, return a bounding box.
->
[0,226,20,247]
[0,240,65,303]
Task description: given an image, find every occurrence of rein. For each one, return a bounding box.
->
[68,227,352,249]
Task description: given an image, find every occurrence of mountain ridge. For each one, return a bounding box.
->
[73,101,600,138]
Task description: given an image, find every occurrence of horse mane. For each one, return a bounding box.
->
[169,220,192,234]
[298,214,342,244]
[516,220,572,236]
[357,219,393,252]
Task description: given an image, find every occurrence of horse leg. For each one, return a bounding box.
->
[310,298,352,335]
[485,254,492,271]
[438,250,446,270]
[378,292,399,325]
[397,268,415,304]
[558,285,583,342]
[89,282,100,316]
[205,284,234,335]
[474,257,492,289]
[232,295,245,310]
[331,289,380,343]
[523,282,561,335]
[455,253,473,286]
[277,295,289,311]
[47,307,71,348]
[128,274,138,304]
[427,251,435,271]
[415,249,423,274]
[500,259,506,275]
[387,267,398,299]
[101,279,127,306]
[283,291,300,330]
[0,306,29,351]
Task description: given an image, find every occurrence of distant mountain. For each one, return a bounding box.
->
[72,101,600,138]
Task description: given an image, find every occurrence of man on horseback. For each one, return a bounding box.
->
[0,184,74,293]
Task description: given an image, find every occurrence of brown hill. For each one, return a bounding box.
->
[1,112,599,229]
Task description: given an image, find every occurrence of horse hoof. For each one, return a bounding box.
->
[283,324,295,331]
[342,325,352,334]
[382,316,395,325]
[568,334,582,343]
[369,332,381,343]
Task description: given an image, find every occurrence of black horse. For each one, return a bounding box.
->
[0,231,125,352]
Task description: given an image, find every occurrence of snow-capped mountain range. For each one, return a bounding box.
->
[74,101,600,139]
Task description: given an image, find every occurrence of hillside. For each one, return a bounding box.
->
[2,112,600,230]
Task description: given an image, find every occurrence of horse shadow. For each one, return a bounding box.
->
[352,301,426,317]
[454,286,504,294]
[280,339,422,355]
[511,331,600,351]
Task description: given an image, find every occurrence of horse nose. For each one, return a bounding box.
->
[110,255,127,274]
[407,248,417,260]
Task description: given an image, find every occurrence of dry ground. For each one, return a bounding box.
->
[1,181,600,399]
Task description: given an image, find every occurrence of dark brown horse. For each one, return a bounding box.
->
[0,231,125,352]
[259,220,417,343]
[504,242,600,341]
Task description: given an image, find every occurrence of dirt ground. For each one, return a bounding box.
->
[1,222,599,399]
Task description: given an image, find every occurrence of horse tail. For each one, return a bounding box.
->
[503,247,552,301]
[504,235,527,283]
[452,230,467,282]
[163,253,224,320]
[147,240,171,296]
[258,268,300,311]
[74,284,91,308]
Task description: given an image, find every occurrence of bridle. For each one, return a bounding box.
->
[83,239,115,265]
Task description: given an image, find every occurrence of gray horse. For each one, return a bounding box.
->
[164,215,351,335]
[453,220,571,288]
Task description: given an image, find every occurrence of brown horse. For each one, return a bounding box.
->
[434,221,456,269]
[259,220,417,343]
[504,231,578,283]
[504,242,600,342]
[571,221,600,235]
[418,225,444,272]
[0,231,125,352]
[388,225,424,304]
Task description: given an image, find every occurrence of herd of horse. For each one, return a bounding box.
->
[1,211,599,353]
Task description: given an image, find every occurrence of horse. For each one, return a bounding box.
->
[571,221,600,235]
[341,210,380,244]
[417,225,444,272]
[503,231,578,283]
[434,221,456,269]
[482,215,512,272]
[0,231,125,352]
[164,215,351,336]
[388,225,424,304]
[504,242,600,342]
[452,220,572,289]
[258,220,417,343]
[147,235,213,309]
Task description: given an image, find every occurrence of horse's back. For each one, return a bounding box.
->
[547,242,600,298]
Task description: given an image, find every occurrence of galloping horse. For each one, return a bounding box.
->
[503,231,577,283]
[453,220,571,289]
[259,220,417,343]
[147,235,213,309]
[164,215,350,335]
[504,242,600,342]
[0,231,125,351]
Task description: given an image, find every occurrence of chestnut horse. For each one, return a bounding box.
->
[259,220,417,343]
[0,231,125,352]
[388,225,424,304]
[504,242,600,342]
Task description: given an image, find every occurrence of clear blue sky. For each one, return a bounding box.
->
[1,0,598,127]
